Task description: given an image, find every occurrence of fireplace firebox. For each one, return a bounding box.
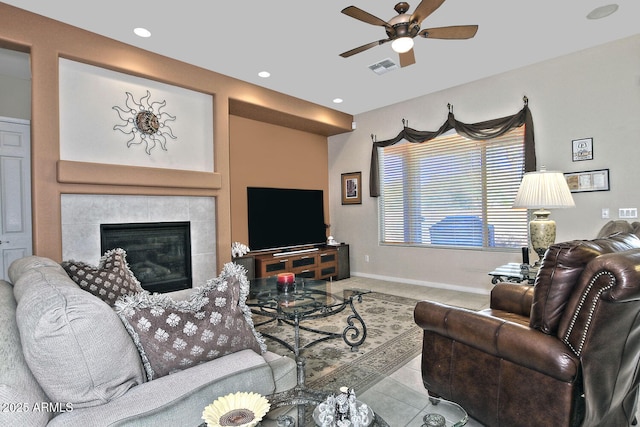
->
[100,221,192,293]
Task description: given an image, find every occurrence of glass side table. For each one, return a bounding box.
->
[489,262,537,284]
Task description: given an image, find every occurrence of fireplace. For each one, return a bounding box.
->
[100,221,192,293]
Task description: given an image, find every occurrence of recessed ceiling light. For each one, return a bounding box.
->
[258,71,270,78]
[587,4,619,19]
[134,27,151,38]
[333,98,344,104]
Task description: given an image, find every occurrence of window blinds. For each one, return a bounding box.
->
[379,126,528,249]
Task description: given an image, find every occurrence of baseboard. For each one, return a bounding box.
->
[350,271,490,295]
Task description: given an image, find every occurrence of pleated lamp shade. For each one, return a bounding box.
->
[513,170,575,263]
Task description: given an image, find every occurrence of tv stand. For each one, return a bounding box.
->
[254,245,348,280]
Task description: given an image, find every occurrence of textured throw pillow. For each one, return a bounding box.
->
[11,256,146,409]
[115,262,266,380]
[61,248,144,306]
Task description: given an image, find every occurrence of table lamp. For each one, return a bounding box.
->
[513,169,575,265]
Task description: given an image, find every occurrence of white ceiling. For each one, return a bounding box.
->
[2,0,640,115]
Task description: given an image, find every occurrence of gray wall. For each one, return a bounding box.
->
[328,34,640,294]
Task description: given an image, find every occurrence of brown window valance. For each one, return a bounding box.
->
[369,101,536,197]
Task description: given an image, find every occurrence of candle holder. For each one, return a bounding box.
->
[276,272,295,293]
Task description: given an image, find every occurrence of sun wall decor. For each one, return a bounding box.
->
[113,90,177,155]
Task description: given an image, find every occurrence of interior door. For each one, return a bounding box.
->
[0,117,32,280]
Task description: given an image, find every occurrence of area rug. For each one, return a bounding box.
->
[253,291,423,395]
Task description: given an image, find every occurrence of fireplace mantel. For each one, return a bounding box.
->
[57,160,221,189]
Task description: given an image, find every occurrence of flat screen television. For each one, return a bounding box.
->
[247,187,327,252]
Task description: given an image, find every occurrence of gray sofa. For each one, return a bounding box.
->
[0,256,296,426]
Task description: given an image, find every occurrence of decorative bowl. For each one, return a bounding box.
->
[202,392,270,427]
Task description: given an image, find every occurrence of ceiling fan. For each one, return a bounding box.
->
[339,0,478,67]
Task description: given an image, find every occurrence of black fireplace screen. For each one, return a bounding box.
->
[100,221,192,293]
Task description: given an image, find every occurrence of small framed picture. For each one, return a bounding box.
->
[341,171,362,205]
[564,169,610,193]
[572,138,593,161]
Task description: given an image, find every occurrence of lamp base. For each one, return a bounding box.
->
[530,209,556,265]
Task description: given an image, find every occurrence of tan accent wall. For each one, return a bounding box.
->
[0,3,352,267]
[229,115,330,246]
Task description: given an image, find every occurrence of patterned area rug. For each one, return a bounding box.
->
[253,291,422,395]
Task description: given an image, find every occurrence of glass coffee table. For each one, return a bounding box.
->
[198,389,467,427]
[201,277,468,427]
[247,276,382,425]
[239,388,467,427]
[247,276,371,361]
[261,387,390,426]
[348,374,468,427]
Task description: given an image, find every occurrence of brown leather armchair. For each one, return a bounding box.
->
[414,233,640,426]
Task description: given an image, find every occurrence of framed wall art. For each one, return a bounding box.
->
[564,169,609,193]
[572,137,593,161]
[341,171,362,205]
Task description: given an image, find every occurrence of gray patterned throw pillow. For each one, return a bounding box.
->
[61,248,144,306]
[115,262,266,380]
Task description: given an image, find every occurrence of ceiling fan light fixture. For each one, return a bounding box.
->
[339,1,478,66]
[391,37,414,53]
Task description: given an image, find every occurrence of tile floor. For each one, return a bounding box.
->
[330,276,488,426]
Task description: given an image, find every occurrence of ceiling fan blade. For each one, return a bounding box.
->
[341,6,391,28]
[419,25,479,39]
[410,0,446,24]
[340,39,390,58]
[399,48,416,67]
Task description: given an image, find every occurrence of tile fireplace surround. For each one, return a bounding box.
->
[61,194,217,289]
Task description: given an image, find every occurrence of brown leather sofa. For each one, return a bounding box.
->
[414,233,640,426]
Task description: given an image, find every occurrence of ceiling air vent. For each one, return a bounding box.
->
[368,58,398,75]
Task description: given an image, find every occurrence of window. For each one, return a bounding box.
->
[378,126,528,249]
